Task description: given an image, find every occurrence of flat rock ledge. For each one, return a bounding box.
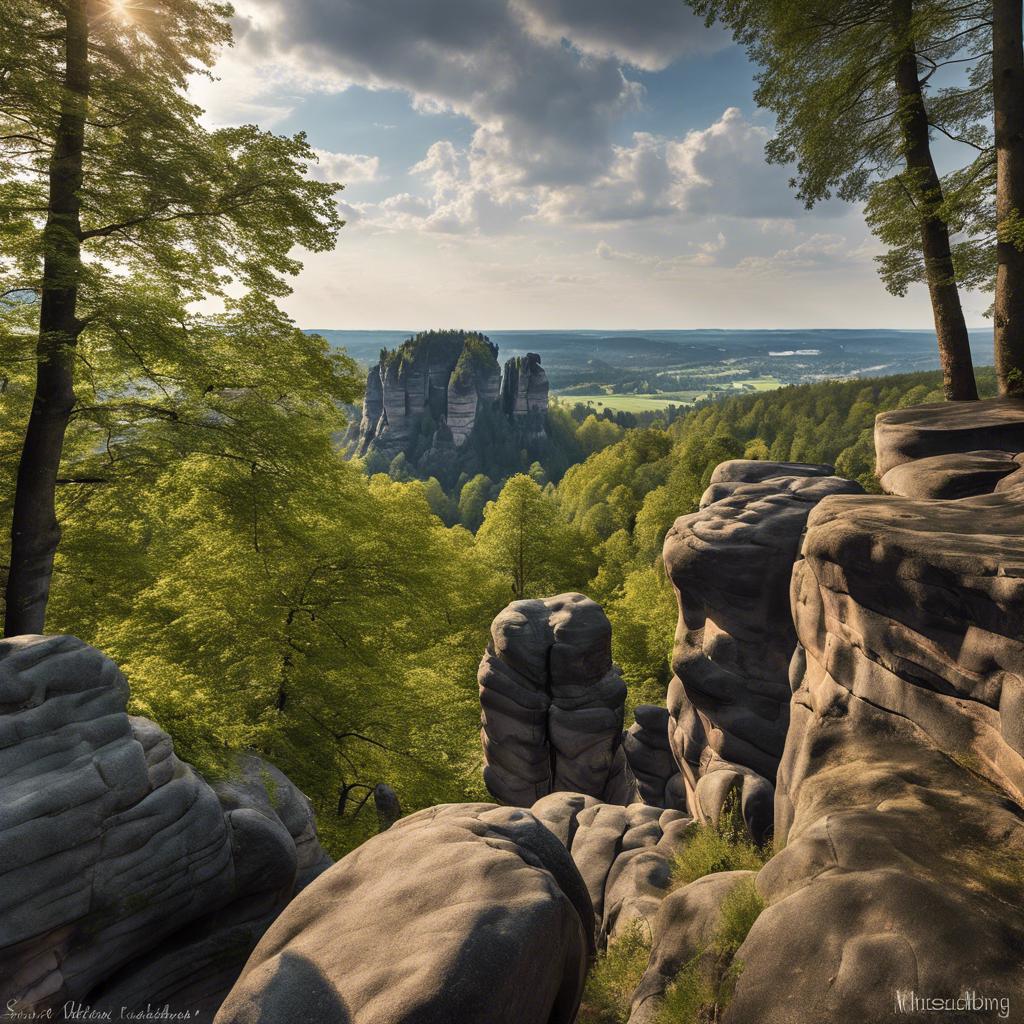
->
[874,396,1024,476]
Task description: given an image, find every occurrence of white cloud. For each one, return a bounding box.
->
[737,233,876,273]
[310,148,381,184]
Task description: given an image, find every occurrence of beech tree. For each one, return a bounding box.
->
[476,474,592,600]
[0,0,343,635]
[692,0,982,401]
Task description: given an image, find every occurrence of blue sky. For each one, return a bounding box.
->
[187,0,992,331]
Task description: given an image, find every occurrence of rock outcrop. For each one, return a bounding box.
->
[623,704,687,810]
[500,352,550,422]
[347,330,550,482]
[479,594,637,807]
[537,794,693,947]
[874,395,1024,475]
[0,635,330,1021]
[880,448,1021,498]
[216,803,594,1024]
[722,483,1024,1023]
[662,462,863,842]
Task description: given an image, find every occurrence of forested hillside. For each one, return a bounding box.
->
[2,356,992,854]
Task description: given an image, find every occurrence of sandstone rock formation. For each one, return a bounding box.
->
[500,351,550,421]
[216,803,594,1024]
[347,331,550,479]
[880,448,1021,498]
[722,484,1024,1023]
[874,395,1024,475]
[479,593,637,807]
[623,704,687,810]
[663,462,863,842]
[542,795,693,947]
[0,635,330,1022]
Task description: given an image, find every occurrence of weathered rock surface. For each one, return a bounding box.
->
[0,635,330,1021]
[216,804,593,1024]
[479,594,637,806]
[880,448,1020,498]
[623,704,686,810]
[528,792,693,948]
[501,352,550,422]
[874,395,1024,475]
[722,486,1024,1023]
[663,463,863,841]
[348,331,550,481]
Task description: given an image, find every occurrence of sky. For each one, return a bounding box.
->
[187,0,993,331]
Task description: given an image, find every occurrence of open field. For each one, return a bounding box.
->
[558,377,783,413]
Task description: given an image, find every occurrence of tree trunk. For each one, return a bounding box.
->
[993,0,1024,395]
[893,0,978,401]
[3,2,89,637]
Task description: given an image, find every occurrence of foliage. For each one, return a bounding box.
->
[690,0,993,295]
[577,921,652,1024]
[1,299,505,855]
[654,877,765,1024]
[476,474,594,600]
[669,823,769,890]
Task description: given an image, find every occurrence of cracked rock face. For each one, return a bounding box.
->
[662,462,863,842]
[722,486,1024,1023]
[479,594,638,807]
[216,804,594,1024]
[348,334,550,470]
[0,635,330,1022]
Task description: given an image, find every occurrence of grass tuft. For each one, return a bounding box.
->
[577,920,652,1024]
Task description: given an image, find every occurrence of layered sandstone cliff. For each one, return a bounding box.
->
[347,330,549,473]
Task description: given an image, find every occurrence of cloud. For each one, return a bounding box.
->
[511,0,728,70]
[235,0,668,189]
[736,232,875,273]
[310,148,381,184]
[670,107,803,218]
[535,109,813,225]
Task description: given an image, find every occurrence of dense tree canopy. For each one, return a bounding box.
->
[0,0,342,633]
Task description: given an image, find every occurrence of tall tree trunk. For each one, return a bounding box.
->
[4,2,89,637]
[993,0,1024,395]
[893,0,979,401]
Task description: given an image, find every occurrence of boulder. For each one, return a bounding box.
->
[0,635,330,1021]
[662,464,863,840]
[723,486,1024,1023]
[479,594,637,806]
[874,395,1024,475]
[532,793,693,947]
[879,449,1019,499]
[215,804,593,1024]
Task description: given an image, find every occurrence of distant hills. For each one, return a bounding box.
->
[311,328,996,414]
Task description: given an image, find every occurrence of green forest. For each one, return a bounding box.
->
[2,346,988,852]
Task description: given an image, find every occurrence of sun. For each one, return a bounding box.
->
[107,0,132,22]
